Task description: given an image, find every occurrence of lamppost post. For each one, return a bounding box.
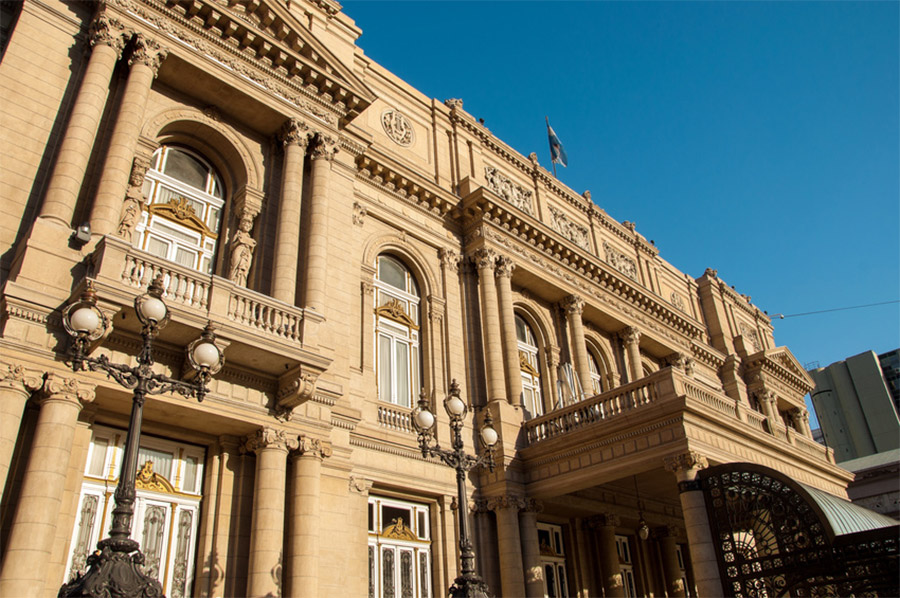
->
[413,379,498,598]
[58,275,223,598]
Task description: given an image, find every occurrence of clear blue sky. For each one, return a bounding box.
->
[343,1,900,424]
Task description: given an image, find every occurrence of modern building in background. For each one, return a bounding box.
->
[1,2,895,597]
[808,349,900,520]
[809,350,900,463]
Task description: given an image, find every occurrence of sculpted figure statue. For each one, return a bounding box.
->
[228,217,256,286]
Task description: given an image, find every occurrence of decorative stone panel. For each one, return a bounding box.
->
[548,206,590,251]
[484,165,534,215]
[603,241,637,280]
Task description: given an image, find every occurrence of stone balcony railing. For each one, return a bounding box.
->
[523,366,835,465]
[86,236,328,377]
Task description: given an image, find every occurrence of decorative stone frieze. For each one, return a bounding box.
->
[670,291,685,312]
[548,206,590,251]
[484,165,534,216]
[380,109,414,146]
[603,241,637,280]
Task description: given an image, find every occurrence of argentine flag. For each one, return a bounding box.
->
[546,118,568,168]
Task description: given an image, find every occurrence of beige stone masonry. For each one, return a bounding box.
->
[90,34,167,237]
[473,249,506,404]
[0,362,42,503]
[273,119,310,305]
[304,133,338,312]
[563,294,592,399]
[495,255,523,406]
[488,494,527,598]
[0,373,94,598]
[589,513,625,598]
[288,435,332,597]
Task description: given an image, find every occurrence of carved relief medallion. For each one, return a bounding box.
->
[381,109,414,147]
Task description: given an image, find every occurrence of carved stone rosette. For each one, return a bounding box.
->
[548,206,590,251]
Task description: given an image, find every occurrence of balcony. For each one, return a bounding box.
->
[86,236,331,379]
[519,366,835,496]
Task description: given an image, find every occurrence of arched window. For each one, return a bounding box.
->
[374,255,421,408]
[588,350,605,395]
[516,314,543,418]
[136,146,224,274]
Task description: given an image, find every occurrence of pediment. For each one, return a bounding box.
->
[747,347,814,393]
[122,0,375,125]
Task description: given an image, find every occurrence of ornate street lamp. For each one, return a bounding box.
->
[413,380,499,598]
[58,276,223,598]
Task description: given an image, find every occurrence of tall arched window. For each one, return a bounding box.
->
[374,255,421,408]
[136,146,224,273]
[588,350,605,395]
[516,314,543,418]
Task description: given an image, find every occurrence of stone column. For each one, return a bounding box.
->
[90,34,167,237]
[573,518,596,597]
[495,255,523,406]
[303,133,338,312]
[272,119,309,304]
[0,374,94,597]
[589,513,625,598]
[563,295,592,399]
[473,249,506,403]
[664,451,722,597]
[349,476,374,598]
[244,427,297,598]
[473,499,500,592]
[0,363,43,502]
[656,525,687,598]
[488,495,526,598]
[619,326,643,382]
[288,436,332,598]
[199,436,241,598]
[40,13,125,225]
[519,498,544,598]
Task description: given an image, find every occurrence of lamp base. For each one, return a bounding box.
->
[449,573,493,598]
[58,540,163,598]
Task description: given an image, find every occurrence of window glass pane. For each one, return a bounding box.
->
[515,315,528,342]
[87,438,108,477]
[163,148,207,190]
[395,341,410,407]
[153,220,200,245]
[382,505,412,531]
[209,174,224,199]
[182,456,198,492]
[378,255,408,291]
[379,335,393,403]
[138,447,174,480]
[146,236,170,258]
[417,510,427,539]
[207,206,221,232]
[174,247,197,268]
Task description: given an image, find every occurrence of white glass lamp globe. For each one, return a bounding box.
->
[139,296,167,323]
[192,342,220,368]
[69,307,100,334]
[637,521,650,541]
[480,425,499,447]
[445,394,466,417]
[414,408,435,430]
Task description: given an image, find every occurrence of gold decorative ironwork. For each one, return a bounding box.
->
[375,298,418,329]
[135,460,176,494]
[382,517,418,541]
[147,197,217,238]
[519,351,539,376]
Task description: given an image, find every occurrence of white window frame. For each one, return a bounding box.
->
[136,146,224,274]
[374,256,421,408]
[615,535,638,598]
[516,314,543,418]
[368,496,432,598]
[537,522,569,598]
[588,350,604,395]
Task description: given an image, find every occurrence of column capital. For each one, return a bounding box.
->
[653,524,682,540]
[293,435,332,460]
[471,498,491,514]
[471,248,497,271]
[619,325,641,345]
[587,512,620,529]
[494,255,515,278]
[280,118,311,148]
[88,13,127,56]
[439,247,460,273]
[38,373,95,407]
[521,498,543,514]
[349,475,373,496]
[309,133,339,160]
[664,450,709,488]
[487,494,525,512]
[128,34,168,75]
[561,294,585,316]
[0,363,43,394]
[243,427,298,454]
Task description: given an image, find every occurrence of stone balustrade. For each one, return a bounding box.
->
[377,404,414,433]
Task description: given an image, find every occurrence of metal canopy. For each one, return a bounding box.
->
[699,462,899,597]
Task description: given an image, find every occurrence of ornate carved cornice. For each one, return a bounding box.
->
[356,154,454,218]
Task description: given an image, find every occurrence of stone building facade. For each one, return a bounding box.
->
[0,1,854,597]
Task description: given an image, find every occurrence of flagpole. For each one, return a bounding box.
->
[546,116,557,178]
